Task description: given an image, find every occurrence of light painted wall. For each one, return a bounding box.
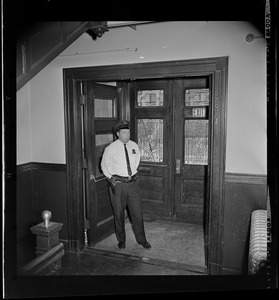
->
[29,66,65,163]
[16,21,267,175]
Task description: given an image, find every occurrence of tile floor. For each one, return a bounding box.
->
[59,219,207,276]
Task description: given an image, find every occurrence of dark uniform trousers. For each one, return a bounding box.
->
[109,181,146,244]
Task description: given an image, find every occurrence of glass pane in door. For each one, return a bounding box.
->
[94,98,115,117]
[185,89,209,106]
[137,90,164,106]
[95,133,113,176]
[137,119,163,162]
[184,120,208,165]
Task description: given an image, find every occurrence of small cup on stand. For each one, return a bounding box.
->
[42,210,52,228]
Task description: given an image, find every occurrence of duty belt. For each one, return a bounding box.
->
[113,174,137,183]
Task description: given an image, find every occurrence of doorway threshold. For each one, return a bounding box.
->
[83,247,207,274]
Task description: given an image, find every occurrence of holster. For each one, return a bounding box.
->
[107,174,137,194]
[107,177,116,194]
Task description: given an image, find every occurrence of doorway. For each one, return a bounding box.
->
[63,57,228,274]
[81,78,209,273]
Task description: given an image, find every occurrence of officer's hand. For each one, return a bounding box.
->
[110,175,117,186]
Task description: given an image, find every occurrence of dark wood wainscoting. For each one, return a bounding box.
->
[17,162,67,266]
[16,162,267,274]
[222,172,267,275]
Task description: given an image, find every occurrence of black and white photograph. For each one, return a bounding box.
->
[3,0,278,297]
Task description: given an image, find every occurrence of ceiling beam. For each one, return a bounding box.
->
[107,21,155,28]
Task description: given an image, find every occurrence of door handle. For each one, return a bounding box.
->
[176,159,181,174]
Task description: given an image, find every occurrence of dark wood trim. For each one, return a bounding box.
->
[16,161,69,266]
[19,242,64,276]
[17,162,66,172]
[68,57,227,82]
[223,171,267,274]
[221,267,242,275]
[63,57,228,273]
[206,61,228,275]
[17,22,92,91]
[63,70,84,252]
[16,162,34,174]
[225,172,267,185]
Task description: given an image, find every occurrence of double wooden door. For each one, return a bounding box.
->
[82,77,211,247]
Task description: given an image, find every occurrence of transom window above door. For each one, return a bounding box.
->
[137,89,164,107]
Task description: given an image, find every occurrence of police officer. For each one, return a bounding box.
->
[101,121,151,250]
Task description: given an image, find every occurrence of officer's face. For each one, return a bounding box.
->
[117,129,130,143]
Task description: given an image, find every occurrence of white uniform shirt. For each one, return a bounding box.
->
[101,139,140,178]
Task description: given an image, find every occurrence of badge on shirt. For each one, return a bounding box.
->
[132,149,136,154]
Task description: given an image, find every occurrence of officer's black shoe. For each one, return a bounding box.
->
[118,242,126,249]
[140,241,151,249]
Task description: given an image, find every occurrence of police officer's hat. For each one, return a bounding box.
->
[113,120,131,132]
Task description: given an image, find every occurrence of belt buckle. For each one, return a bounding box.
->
[128,176,131,181]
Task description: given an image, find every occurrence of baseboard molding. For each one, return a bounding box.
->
[221,267,242,275]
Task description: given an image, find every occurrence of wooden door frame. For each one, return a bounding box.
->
[63,57,228,275]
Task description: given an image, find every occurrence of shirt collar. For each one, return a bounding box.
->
[117,139,130,145]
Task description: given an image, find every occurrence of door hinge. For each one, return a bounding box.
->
[80,94,86,105]
[84,219,90,229]
[82,157,88,169]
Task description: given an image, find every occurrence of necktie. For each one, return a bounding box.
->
[124,144,132,176]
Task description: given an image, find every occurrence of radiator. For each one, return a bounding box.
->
[248,209,267,275]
